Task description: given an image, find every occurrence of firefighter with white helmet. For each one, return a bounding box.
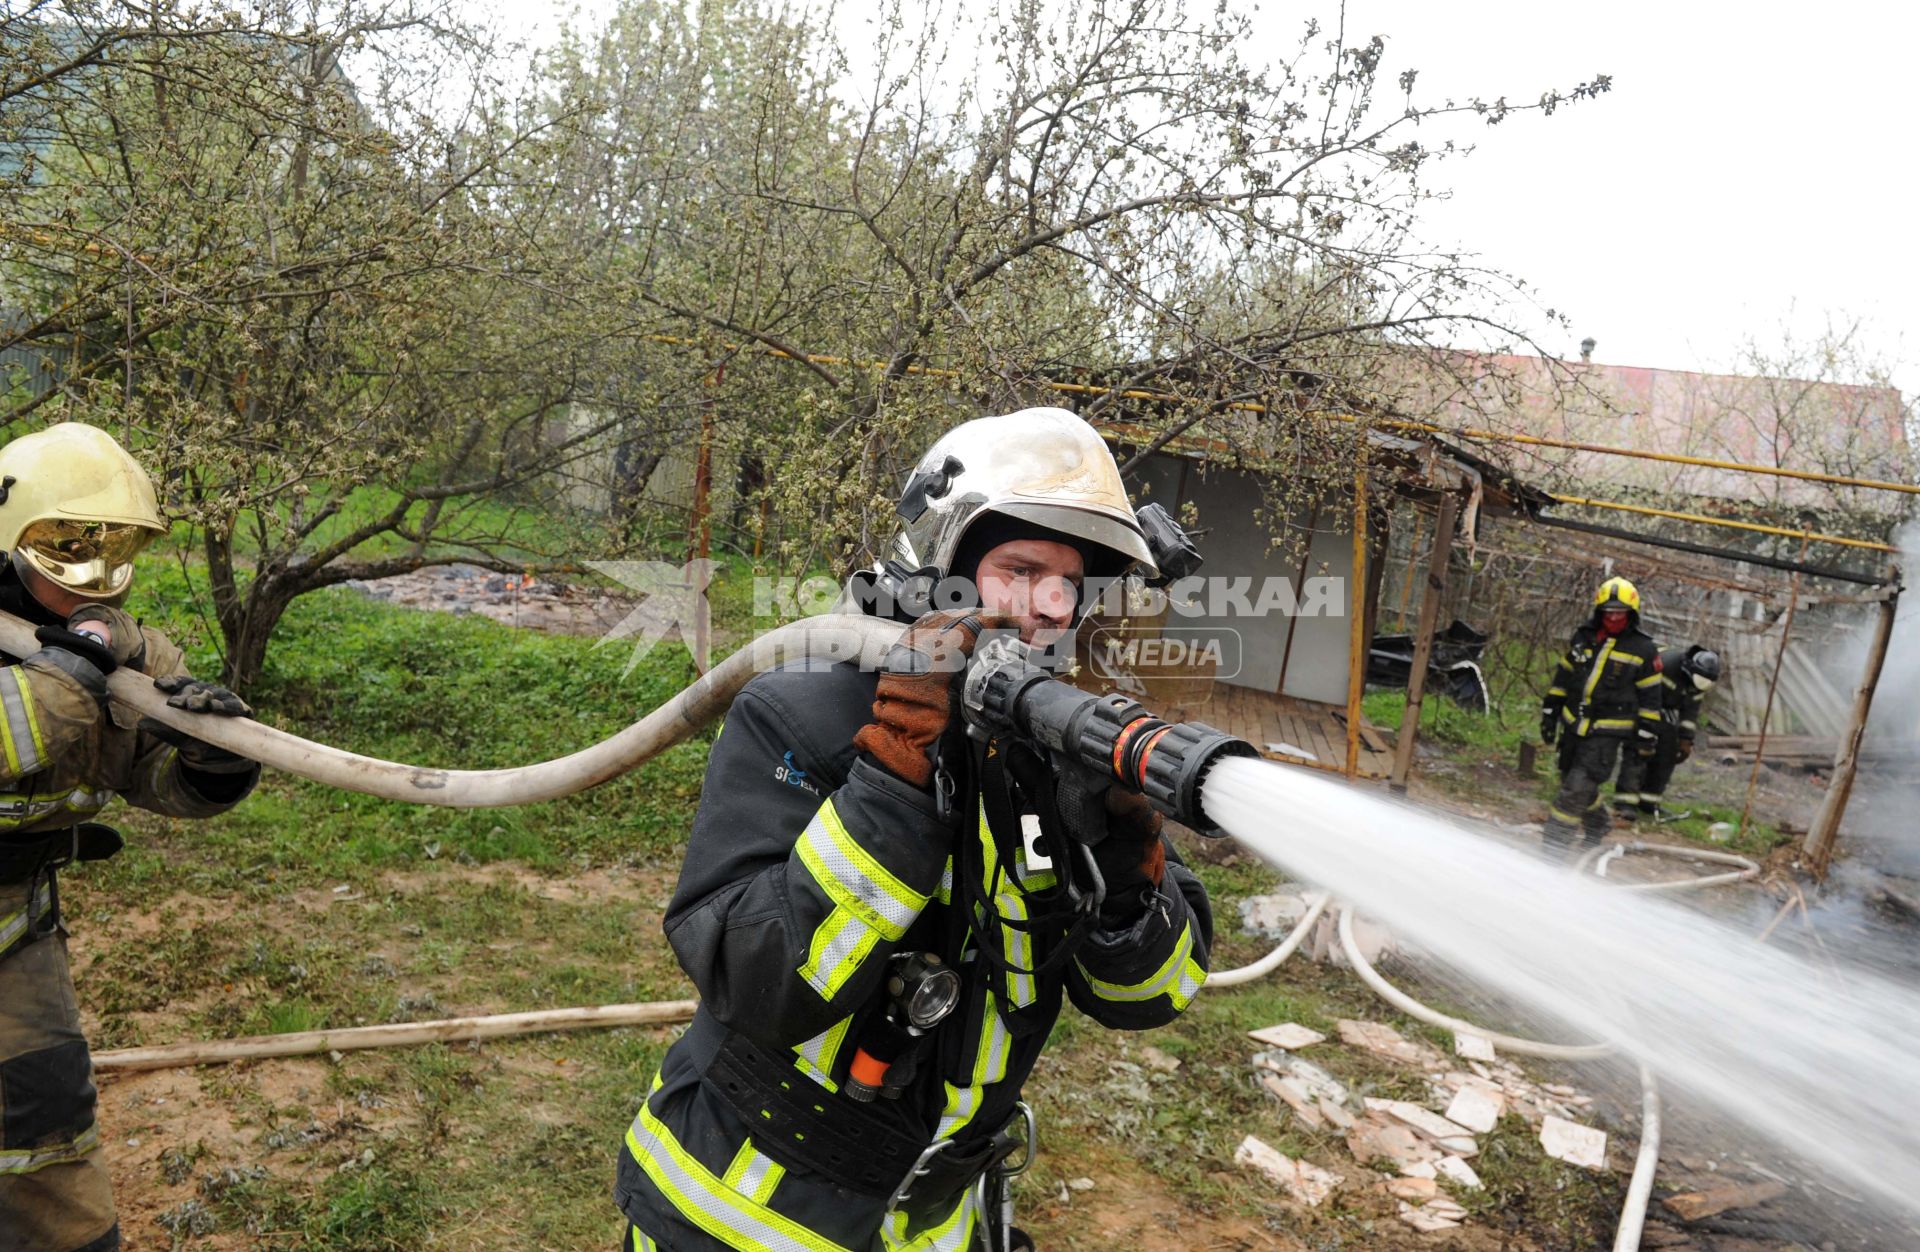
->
[1537,576,1664,858]
[613,410,1211,1252]
[0,423,258,1252]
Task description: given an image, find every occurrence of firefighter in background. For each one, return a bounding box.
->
[1613,645,1722,820]
[1538,576,1664,858]
[0,424,259,1252]
[613,410,1211,1252]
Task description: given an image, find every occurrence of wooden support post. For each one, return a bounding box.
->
[1389,492,1459,792]
[1345,452,1369,778]
[1738,557,1804,837]
[1804,586,1901,876]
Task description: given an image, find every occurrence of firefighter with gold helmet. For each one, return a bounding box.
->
[613,409,1212,1252]
[0,423,258,1252]
[1537,576,1664,859]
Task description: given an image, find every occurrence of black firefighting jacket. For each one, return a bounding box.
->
[614,659,1212,1251]
[1541,619,1664,740]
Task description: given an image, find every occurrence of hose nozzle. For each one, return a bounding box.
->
[962,634,1255,834]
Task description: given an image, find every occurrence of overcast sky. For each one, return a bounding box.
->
[488,0,1915,396]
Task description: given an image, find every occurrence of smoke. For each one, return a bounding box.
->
[1823,520,1920,875]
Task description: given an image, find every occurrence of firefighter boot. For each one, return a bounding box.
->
[1541,809,1582,861]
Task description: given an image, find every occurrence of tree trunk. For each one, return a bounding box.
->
[219,569,299,692]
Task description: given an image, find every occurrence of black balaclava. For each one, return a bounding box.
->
[0,554,68,629]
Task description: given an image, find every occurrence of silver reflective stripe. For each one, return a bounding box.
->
[0,667,41,775]
[797,807,923,938]
[0,1122,98,1175]
[882,1185,978,1251]
[736,1150,781,1204]
[0,880,52,956]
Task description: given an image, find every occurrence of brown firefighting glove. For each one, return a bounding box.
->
[853,609,1013,789]
[1675,738,1693,763]
[1096,786,1167,891]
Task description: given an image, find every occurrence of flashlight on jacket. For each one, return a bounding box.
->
[845,952,962,1103]
[960,634,1256,835]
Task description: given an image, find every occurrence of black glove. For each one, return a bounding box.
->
[152,673,253,717]
[136,717,256,774]
[1056,766,1166,920]
[1540,708,1559,746]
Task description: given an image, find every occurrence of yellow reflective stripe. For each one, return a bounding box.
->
[1615,653,1645,667]
[1548,805,1581,823]
[1078,921,1205,1010]
[793,1017,851,1091]
[934,857,953,906]
[797,802,927,940]
[630,1227,658,1252]
[1636,672,1665,687]
[0,667,42,775]
[626,1103,853,1252]
[1546,686,1568,698]
[0,1122,97,1175]
[1637,707,1663,720]
[935,994,1011,1139]
[1580,639,1616,706]
[1592,718,1637,730]
[721,1140,786,1206]
[881,1187,978,1251]
[798,906,880,1001]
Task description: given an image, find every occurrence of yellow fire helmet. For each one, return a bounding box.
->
[0,423,165,599]
[1593,575,1641,616]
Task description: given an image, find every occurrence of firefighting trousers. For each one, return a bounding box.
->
[1543,734,1622,858]
[0,875,117,1252]
[1615,725,1681,813]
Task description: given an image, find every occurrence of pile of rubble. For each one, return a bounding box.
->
[1234,1018,1613,1233]
[345,563,632,637]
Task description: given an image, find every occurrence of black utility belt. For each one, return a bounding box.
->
[701,1030,1016,1212]
[0,823,123,886]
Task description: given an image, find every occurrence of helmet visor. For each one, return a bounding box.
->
[17,518,155,595]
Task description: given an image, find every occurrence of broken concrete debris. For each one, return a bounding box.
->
[1453,1032,1497,1061]
[1539,1114,1609,1169]
[1137,1044,1181,1072]
[1334,1018,1447,1070]
[1346,1112,1443,1171]
[1235,1016,1612,1235]
[1363,1097,1478,1152]
[1247,1022,1326,1050]
[1443,1081,1506,1134]
[1233,1135,1341,1207]
[1661,1179,1788,1222]
[1434,1155,1483,1190]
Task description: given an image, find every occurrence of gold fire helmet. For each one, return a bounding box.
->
[890,408,1154,579]
[0,423,165,599]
